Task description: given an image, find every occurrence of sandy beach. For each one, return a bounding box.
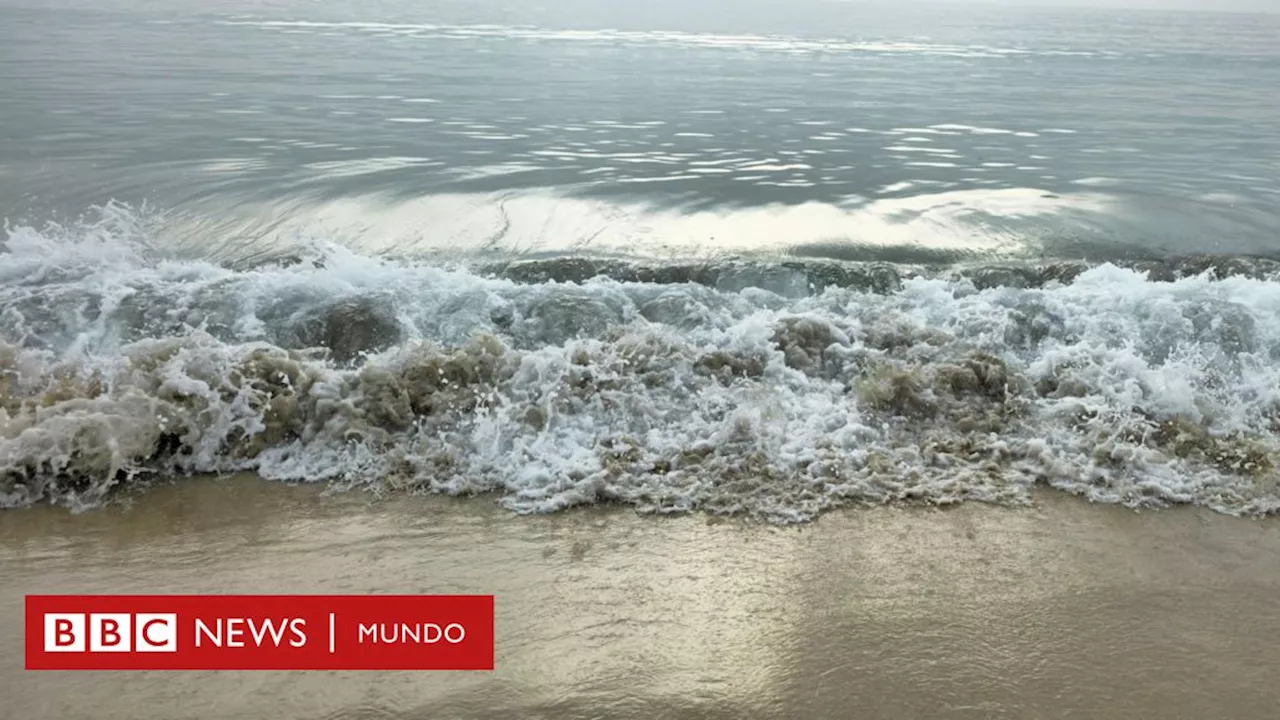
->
[2,475,1278,719]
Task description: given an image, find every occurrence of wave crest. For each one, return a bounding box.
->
[4,206,1280,519]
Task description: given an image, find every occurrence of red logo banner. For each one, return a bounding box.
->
[25,595,494,670]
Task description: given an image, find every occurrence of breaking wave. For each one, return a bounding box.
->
[4,204,1280,520]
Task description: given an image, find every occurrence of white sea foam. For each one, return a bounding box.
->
[3,205,1279,519]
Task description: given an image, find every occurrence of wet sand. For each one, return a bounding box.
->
[2,475,1279,720]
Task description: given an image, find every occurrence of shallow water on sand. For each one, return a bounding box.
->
[2,475,1278,719]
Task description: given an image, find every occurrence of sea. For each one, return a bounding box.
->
[3,0,1280,520]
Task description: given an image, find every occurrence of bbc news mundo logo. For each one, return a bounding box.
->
[26,595,494,671]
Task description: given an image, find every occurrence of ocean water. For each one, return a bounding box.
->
[3,0,1280,519]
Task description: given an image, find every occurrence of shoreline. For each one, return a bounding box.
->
[6,468,1278,525]
[3,474,1279,719]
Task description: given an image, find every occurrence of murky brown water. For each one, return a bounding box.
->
[2,475,1279,719]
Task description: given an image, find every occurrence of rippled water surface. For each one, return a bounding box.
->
[3,0,1279,263]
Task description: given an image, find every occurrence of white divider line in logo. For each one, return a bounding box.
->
[329,613,335,654]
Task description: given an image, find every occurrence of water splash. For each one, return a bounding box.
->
[4,204,1280,519]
